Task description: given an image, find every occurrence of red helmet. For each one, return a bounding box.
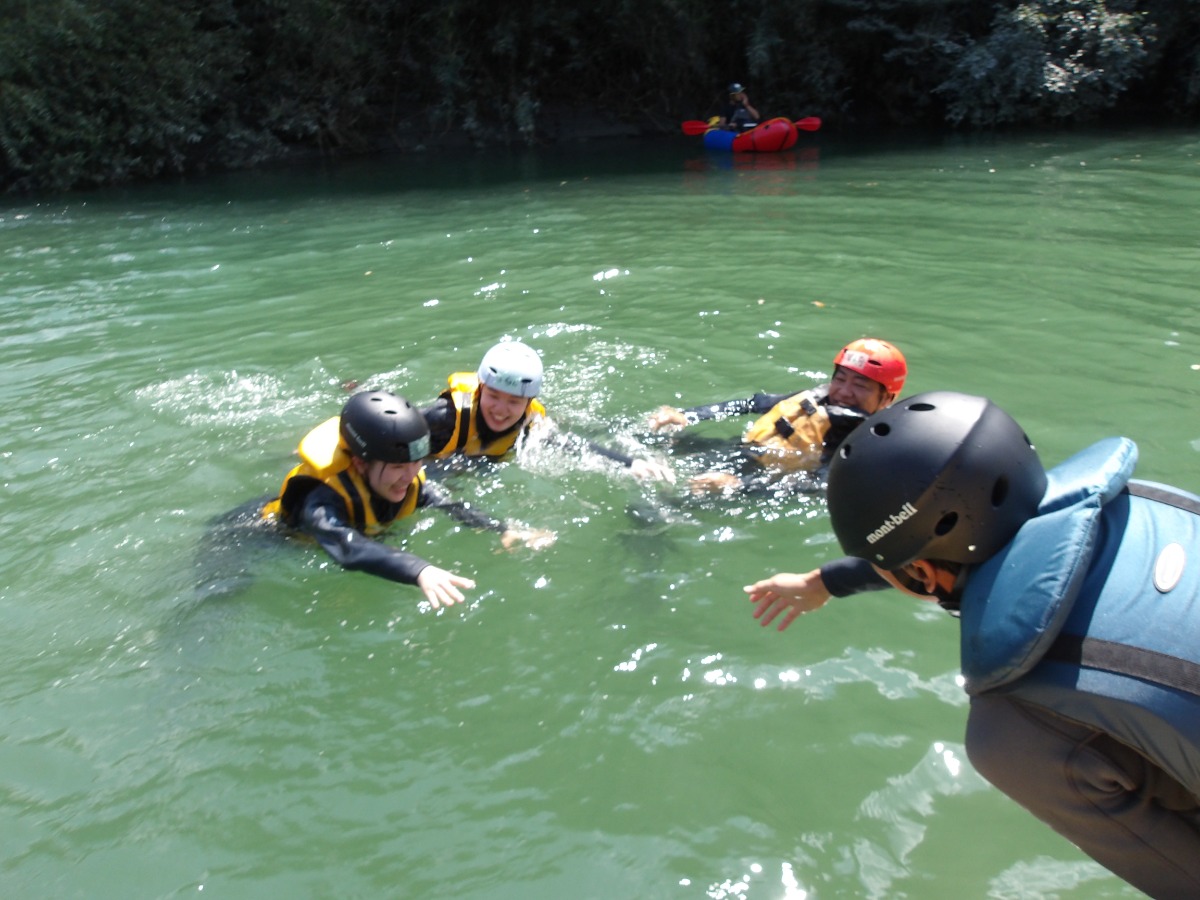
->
[833,338,907,395]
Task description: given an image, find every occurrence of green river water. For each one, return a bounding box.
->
[2,127,1198,899]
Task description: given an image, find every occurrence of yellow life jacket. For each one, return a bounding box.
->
[434,371,547,459]
[740,389,831,473]
[262,415,423,533]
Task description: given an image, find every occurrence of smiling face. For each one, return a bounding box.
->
[478,384,530,432]
[356,459,422,503]
[828,366,893,414]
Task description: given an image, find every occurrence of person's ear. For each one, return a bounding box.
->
[907,560,942,594]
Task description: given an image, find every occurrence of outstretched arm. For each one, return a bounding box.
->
[419,476,557,551]
[299,487,474,609]
[538,419,674,483]
[648,392,792,432]
[581,437,674,482]
[744,559,890,631]
[744,570,832,631]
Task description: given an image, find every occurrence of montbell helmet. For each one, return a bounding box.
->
[477,341,543,398]
[339,391,431,463]
[833,338,908,395]
[826,392,1047,570]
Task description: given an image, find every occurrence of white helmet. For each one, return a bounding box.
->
[477,341,543,398]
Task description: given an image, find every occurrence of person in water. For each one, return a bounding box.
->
[719,82,760,131]
[420,340,674,483]
[261,390,551,611]
[748,392,1200,897]
[647,337,907,495]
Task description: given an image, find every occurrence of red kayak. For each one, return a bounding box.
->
[680,116,821,152]
[704,117,798,152]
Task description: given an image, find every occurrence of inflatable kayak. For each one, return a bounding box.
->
[680,116,821,152]
[704,117,798,153]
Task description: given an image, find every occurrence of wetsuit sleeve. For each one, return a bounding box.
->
[819,557,890,597]
[417,479,507,533]
[582,438,635,467]
[680,392,792,424]
[733,465,825,497]
[544,429,637,468]
[297,484,431,585]
[420,395,459,456]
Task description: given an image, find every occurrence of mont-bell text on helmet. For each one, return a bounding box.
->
[866,501,919,546]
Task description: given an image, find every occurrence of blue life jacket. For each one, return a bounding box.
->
[959,437,1200,796]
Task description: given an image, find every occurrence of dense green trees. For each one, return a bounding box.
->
[2,0,1197,193]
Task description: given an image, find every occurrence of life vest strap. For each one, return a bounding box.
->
[1040,482,1200,697]
[337,470,367,527]
[454,402,472,453]
[1046,634,1200,699]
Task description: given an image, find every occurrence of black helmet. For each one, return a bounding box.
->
[339,391,431,463]
[728,82,745,93]
[826,392,1047,570]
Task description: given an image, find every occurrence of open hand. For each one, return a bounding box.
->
[630,457,676,483]
[687,471,740,495]
[501,527,557,551]
[416,566,475,610]
[647,406,688,432]
[743,570,831,631]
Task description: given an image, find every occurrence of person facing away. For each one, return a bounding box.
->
[747,391,1200,898]
[420,340,673,483]
[261,390,551,611]
[719,82,760,131]
[647,337,907,495]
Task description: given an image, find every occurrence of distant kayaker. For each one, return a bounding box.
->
[719,83,761,131]
[647,337,907,496]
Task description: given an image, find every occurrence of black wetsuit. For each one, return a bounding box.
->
[296,476,504,585]
[672,387,867,493]
[676,388,887,594]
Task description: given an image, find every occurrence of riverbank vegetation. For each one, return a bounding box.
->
[2,0,1197,193]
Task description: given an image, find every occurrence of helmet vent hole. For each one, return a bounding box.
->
[907,402,936,412]
[934,512,958,537]
[871,422,891,437]
[991,476,1009,508]
[839,445,852,460]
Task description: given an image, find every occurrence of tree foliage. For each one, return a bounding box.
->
[1,0,1197,193]
[936,1,1155,125]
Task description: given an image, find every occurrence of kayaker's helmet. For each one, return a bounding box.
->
[826,391,1046,570]
[833,338,908,395]
[728,83,745,94]
[478,341,543,399]
[339,391,431,464]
